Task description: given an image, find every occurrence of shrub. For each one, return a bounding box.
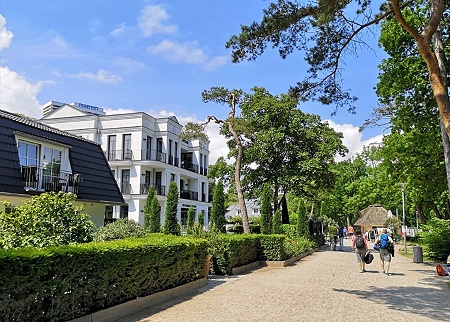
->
[419,218,450,261]
[0,192,94,249]
[272,210,282,234]
[93,218,145,242]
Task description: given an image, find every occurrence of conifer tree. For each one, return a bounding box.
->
[164,181,180,235]
[186,206,195,235]
[297,199,309,238]
[210,180,226,232]
[272,210,282,234]
[260,183,272,234]
[143,185,155,231]
[149,191,161,233]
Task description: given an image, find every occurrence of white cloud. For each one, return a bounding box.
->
[147,40,207,64]
[138,5,177,37]
[0,66,45,118]
[325,120,384,161]
[110,23,128,37]
[70,69,122,84]
[115,57,146,73]
[203,55,229,71]
[0,15,13,50]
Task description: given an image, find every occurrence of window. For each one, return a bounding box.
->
[121,169,131,194]
[123,134,132,160]
[145,136,152,159]
[107,135,116,160]
[168,139,173,165]
[42,147,62,191]
[120,205,129,218]
[18,141,39,188]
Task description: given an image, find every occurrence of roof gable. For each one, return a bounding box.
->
[42,104,92,119]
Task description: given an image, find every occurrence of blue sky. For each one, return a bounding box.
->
[0,1,386,163]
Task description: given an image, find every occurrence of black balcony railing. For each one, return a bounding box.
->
[21,166,80,194]
[181,160,198,173]
[141,149,167,163]
[121,183,131,194]
[180,189,198,201]
[140,184,165,196]
[105,149,133,161]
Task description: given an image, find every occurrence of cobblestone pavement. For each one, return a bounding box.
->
[117,239,450,322]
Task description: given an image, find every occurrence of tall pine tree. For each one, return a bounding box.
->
[297,199,309,238]
[149,191,161,233]
[260,183,272,234]
[186,206,195,235]
[164,181,180,235]
[143,185,155,231]
[272,210,282,234]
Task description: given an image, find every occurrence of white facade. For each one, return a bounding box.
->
[40,102,211,227]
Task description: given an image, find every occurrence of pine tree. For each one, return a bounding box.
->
[186,206,195,235]
[210,180,226,232]
[260,183,272,234]
[164,181,180,235]
[149,192,161,233]
[143,185,155,231]
[272,210,282,234]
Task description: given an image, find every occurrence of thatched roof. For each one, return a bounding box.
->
[354,204,389,227]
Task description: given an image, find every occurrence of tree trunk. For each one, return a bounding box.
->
[281,194,289,224]
[273,183,280,211]
[416,203,426,225]
[431,202,443,219]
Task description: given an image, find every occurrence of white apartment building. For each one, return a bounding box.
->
[40,101,211,227]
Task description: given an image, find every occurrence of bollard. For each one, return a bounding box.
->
[413,246,423,263]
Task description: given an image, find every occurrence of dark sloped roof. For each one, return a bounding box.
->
[354,204,389,227]
[0,109,124,204]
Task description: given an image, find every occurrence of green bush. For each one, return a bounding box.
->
[0,192,94,249]
[94,218,145,242]
[419,218,450,261]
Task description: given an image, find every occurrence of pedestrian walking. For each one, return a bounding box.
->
[352,230,369,273]
[374,228,394,275]
[338,225,345,251]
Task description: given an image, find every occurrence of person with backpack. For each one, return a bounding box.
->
[374,228,394,275]
[338,225,345,251]
[352,230,369,273]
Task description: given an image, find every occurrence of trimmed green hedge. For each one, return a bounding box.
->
[0,234,208,322]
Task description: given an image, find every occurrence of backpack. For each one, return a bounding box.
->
[355,235,365,249]
[380,234,389,249]
[436,264,448,276]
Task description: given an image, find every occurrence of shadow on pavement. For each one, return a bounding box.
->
[333,283,450,321]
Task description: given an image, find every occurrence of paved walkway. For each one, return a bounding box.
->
[117,239,450,322]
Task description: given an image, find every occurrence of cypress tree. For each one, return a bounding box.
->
[297,199,309,238]
[211,180,226,232]
[260,183,272,234]
[164,181,180,235]
[149,192,161,233]
[281,195,289,224]
[143,185,155,231]
[272,210,282,234]
[186,206,195,235]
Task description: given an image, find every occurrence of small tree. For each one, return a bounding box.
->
[143,185,155,231]
[0,192,94,249]
[211,180,226,232]
[260,183,273,234]
[186,206,195,235]
[94,218,145,242]
[149,192,161,233]
[164,181,180,235]
[272,210,282,234]
[297,199,309,238]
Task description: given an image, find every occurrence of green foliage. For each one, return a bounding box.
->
[149,192,162,233]
[283,236,316,258]
[197,212,205,225]
[260,183,273,234]
[280,224,298,240]
[93,218,145,242]
[164,182,181,235]
[272,210,282,234]
[0,192,94,249]
[210,180,226,231]
[419,218,450,261]
[297,199,309,238]
[258,234,288,260]
[144,185,154,230]
[0,235,208,321]
[186,206,196,235]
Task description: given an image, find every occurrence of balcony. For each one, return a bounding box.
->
[121,183,131,195]
[141,149,167,163]
[21,166,80,194]
[181,160,198,173]
[140,184,166,196]
[180,189,198,201]
[105,150,133,161]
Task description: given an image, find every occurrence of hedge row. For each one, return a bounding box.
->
[0,234,208,322]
